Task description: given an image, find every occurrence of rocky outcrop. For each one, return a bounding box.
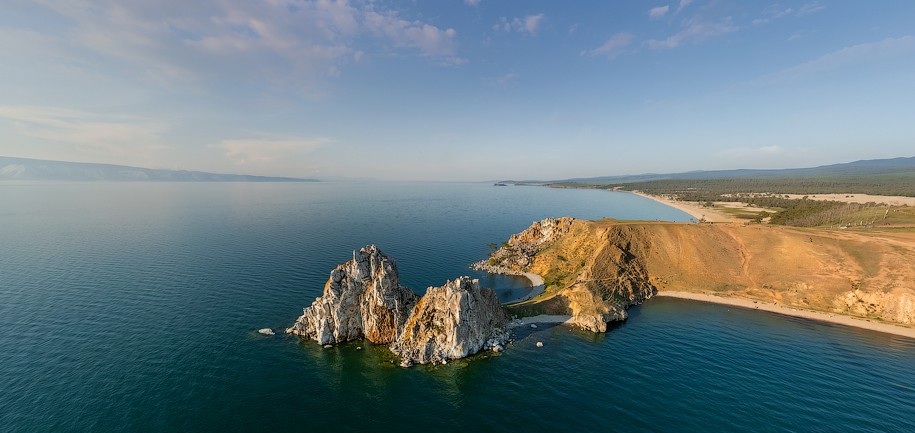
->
[473,217,575,272]
[286,245,417,345]
[391,277,509,366]
[288,246,508,365]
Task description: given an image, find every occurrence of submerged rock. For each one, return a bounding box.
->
[391,277,509,365]
[286,245,418,345]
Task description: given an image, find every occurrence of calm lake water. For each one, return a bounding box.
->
[1,182,913,432]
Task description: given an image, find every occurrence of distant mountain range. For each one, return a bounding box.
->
[504,156,915,185]
[0,156,317,182]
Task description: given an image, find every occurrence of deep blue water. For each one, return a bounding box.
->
[1,182,913,433]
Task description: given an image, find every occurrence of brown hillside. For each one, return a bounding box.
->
[490,219,915,331]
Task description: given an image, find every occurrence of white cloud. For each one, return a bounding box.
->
[363,10,458,56]
[521,14,545,34]
[464,0,481,6]
[645,19,737,49]
[649,6,670,20]
[30,0,463,95]
[483,72,519,87]
[758,36,915,84]
[797,2,826,15]
[676,0,694,14]
[582,33,634,59]
[494,14,546,35]
[209,137,331,166]
[0,105,168,160]
[753,2,824,25]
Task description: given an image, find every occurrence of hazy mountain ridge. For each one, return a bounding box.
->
[504,156,915,185]
[0,156,317,182]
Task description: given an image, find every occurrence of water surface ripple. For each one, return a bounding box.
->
[1,182,913,432]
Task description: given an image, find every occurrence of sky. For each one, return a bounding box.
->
[1,0,914,181]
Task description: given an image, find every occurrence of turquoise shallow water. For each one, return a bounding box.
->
[1,182,914,433]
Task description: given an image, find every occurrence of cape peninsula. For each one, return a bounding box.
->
[482,217,915,335]
[288,217,915,366]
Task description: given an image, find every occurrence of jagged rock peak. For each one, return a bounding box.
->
[285,245,417,345]
[508,217,575,246]
[391,276,509,366]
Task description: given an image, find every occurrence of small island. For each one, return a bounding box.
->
[286,246,508,367]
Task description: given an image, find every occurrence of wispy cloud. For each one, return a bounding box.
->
[582,33,634,59]
[649,6,670,20]
[676,0,694,14]
[30,0,463,95]
[753,2,825,25]
[483,72,519,87]
[209,137,331,166]
[464,0,481,6]
[493,14,546,35]
[797,2,826,15]
[363,10,458,57]
[757,36,915,84]
[0,105,168,160]
[646,18,737,49]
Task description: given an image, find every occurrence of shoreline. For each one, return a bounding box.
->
[504,272,545,304]
[629,191,734,223]
[509,314,573,328]
[655,291,915,339]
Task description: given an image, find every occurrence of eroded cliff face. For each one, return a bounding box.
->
[391,277,508,366]
[286,245,417,345]
[487,218,915,329]
[288,246,507,365]
[479,218,657,332]
[834,289,915,324]
[563,225,657,332]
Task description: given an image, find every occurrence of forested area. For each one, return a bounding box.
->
[614,175,915,198]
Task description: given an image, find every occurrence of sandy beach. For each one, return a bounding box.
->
[656,291,915,339]
[630,191,735,223]
[504,272,546,304]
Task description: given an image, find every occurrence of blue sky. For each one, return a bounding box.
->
[1,0,914,180]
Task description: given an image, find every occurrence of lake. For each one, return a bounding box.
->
[1,182,913,432]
